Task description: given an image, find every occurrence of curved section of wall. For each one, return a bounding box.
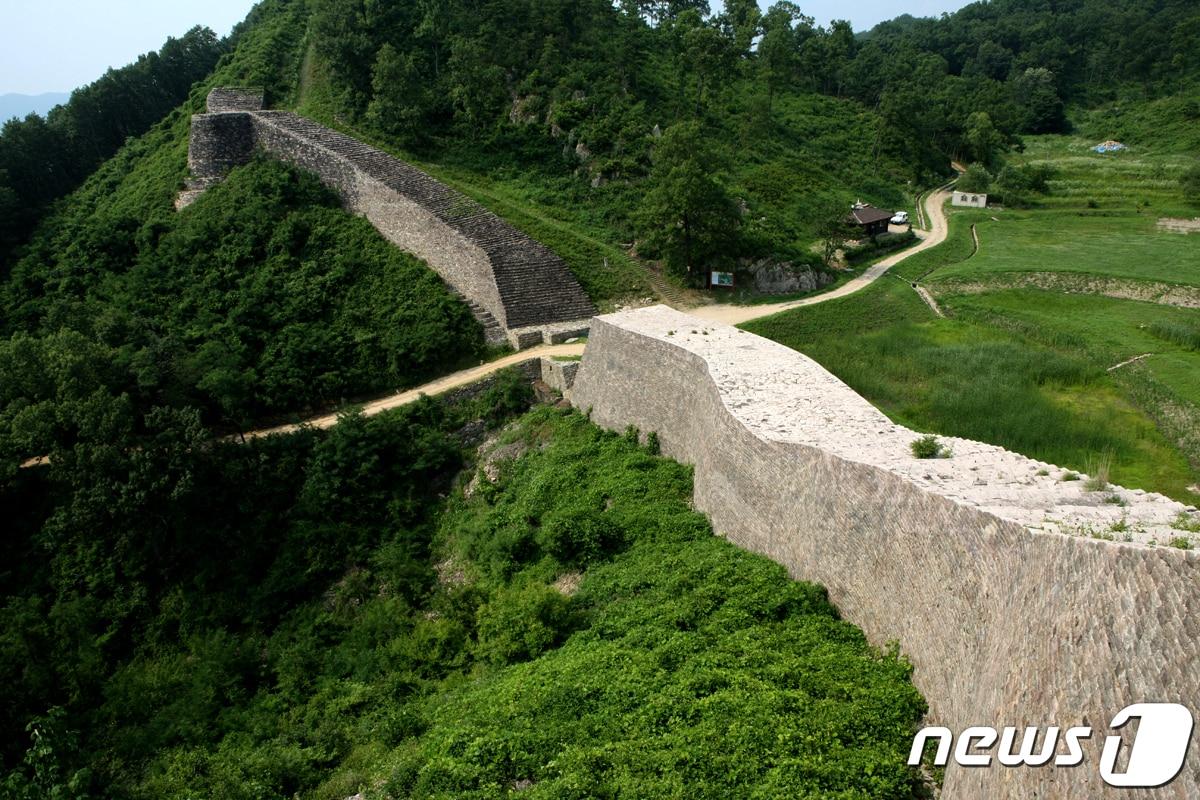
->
[181,90,595,348]
[571,305,1200,799]
[245,112,510,345]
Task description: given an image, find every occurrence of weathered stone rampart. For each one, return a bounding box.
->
[182,89,595,348]
[205,87,265,113]
[571,305,1200,799]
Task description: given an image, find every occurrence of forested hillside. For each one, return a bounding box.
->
[0,27,225,256]
[2,0,1199,797]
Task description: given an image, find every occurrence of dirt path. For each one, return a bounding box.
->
[241,343,585,440]
[688,186,952,326]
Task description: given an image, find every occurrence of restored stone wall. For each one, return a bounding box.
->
[206,88,264,113]
[181,90,595,348]
[244,111,510,345]
[572,306,1200,799]
[187,113,256,185]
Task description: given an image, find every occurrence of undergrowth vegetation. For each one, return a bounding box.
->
[1,402,926,799]
[1,158,483,434]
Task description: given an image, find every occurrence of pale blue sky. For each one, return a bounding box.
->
[0,0,256,94]
[1,0,975,95]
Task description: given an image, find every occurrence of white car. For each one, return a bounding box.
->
[890,211,909,225]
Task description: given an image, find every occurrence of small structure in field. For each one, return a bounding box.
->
[848,201,893,238]
[952,192,988,208]
[1094,140,1126,154]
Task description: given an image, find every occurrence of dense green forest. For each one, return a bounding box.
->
[2,0,1199,796]
[295,0,1200,276]
[0,27,226,257]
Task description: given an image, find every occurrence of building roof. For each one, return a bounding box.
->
[850,204,894,225]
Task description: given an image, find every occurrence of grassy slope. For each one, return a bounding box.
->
[745,208,1200,501]
[930,136,1200,287]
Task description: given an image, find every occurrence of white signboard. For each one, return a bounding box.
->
[711,271,734,288]
[952,193,988,208]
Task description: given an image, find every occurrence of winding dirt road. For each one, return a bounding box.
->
[690,185,952,325]
[239,186,953,437]
[243,342,587,439]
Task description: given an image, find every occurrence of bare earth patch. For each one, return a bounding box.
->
[933,272,1200,309]
[1157,217,1200,234]
[552,571,583,596]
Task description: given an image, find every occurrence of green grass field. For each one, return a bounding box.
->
[927,136,1199,288]
[929,211,1200,287]
[745,277,1199,500]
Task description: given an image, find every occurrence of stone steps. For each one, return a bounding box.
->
[463,299,506,345]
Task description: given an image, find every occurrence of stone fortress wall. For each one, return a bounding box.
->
[185,87,1200,796]
[182,89,595,349]
[570,306,1200,799]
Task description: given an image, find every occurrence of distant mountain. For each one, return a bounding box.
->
[0,92,71,122]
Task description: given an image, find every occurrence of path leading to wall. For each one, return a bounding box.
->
[240,343,585,440]
[688,185,952,326]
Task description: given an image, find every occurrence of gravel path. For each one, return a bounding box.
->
[241,343,585,439]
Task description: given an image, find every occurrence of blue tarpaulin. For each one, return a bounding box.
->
[1094,140,1127,153]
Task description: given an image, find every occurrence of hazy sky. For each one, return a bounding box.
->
[0,0,257,95]
[1,0,976,95]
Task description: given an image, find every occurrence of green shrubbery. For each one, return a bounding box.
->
[911,435,950,459]
[1183,164,1200,205]
[0,158,483,435]
[957,163,993,193]
[475,583,574,665]
[0,402,926,798]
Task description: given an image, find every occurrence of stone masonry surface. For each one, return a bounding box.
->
[571,305,1200,799]
[205,87,265,113]
[183,89,595,348]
